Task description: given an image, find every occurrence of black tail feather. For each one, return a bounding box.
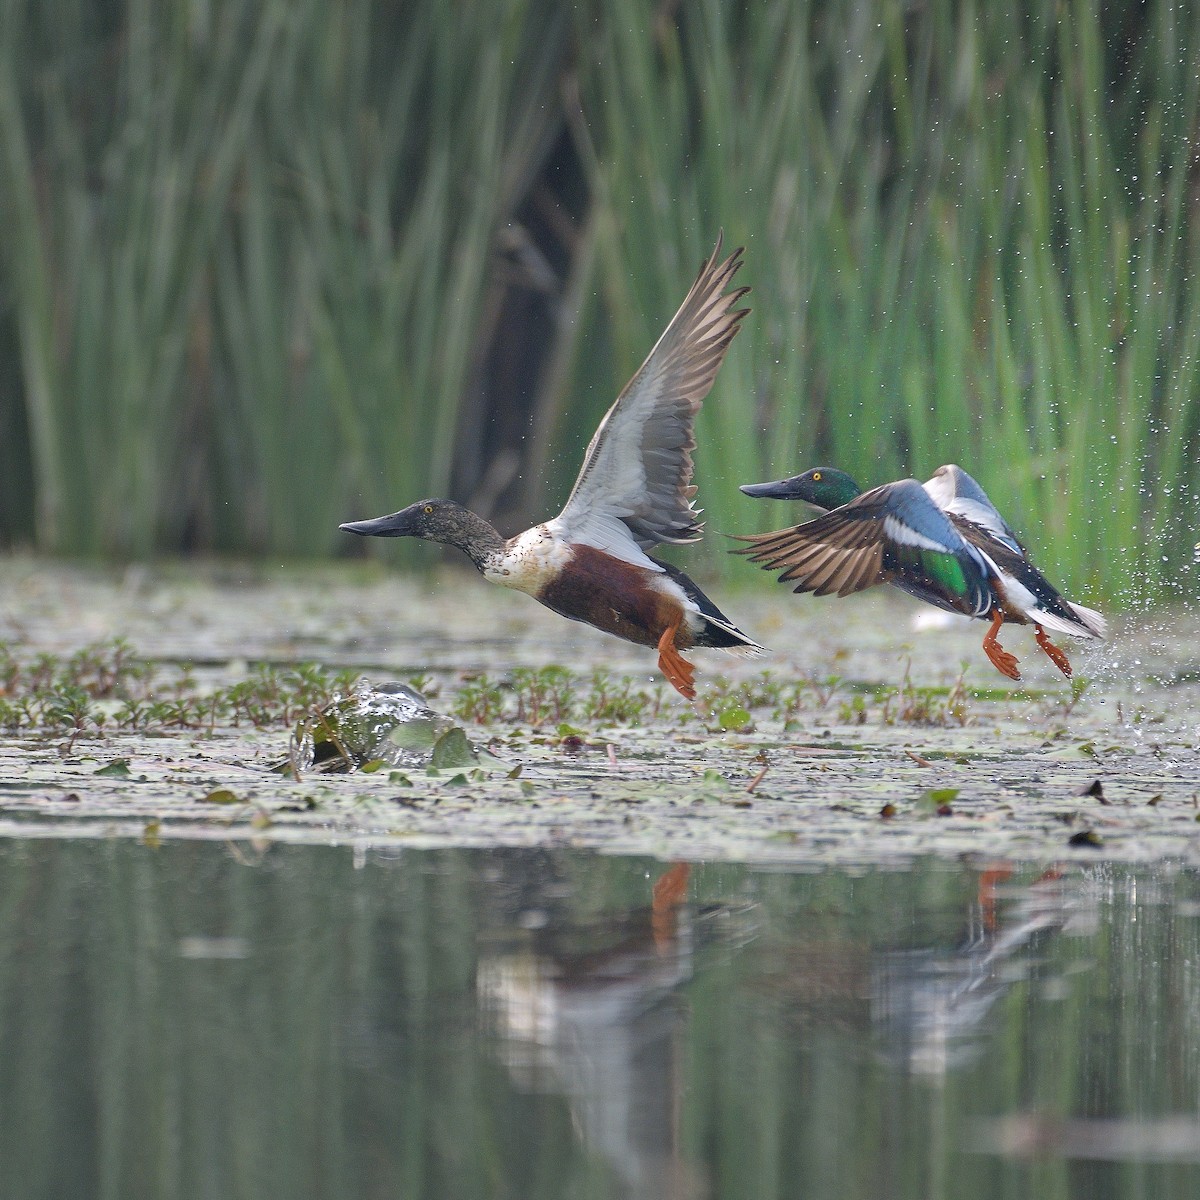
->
[652,558,764,650]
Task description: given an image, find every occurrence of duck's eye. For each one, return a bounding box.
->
[812,471,822,482]
[423,505,434,514]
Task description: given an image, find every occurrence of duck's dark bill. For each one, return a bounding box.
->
[339,512,411,537]
[739,478,803,499]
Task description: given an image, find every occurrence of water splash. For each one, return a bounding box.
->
[288,679,468,773]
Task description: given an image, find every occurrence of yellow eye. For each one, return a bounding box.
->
[812,471,822,482]
[423,505,434,514]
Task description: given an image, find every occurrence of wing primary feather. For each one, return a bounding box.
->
[554,236,749,556]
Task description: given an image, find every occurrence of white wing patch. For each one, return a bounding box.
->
[541,513,663,572]
[554,239,747,551]
[921,468,960,511]
[941,496,1016,543]
[882,515,951,553]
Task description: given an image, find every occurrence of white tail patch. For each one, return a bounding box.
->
[1034,604,1106,641]
[720,641,768,658]
[1066,601,1107,638]
[993,566,1105,640]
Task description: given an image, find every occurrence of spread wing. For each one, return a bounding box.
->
[923,464,1026,555]
[553,235,750,557]
[734,479,994,616]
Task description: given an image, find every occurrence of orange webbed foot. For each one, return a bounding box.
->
[1034,624,1073,677]
[984,641,1022,681]
[982,609,1022,681]
[657,620,697,700]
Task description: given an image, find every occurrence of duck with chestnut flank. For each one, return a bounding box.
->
[341,236,763,699]
[735,465,1105,681]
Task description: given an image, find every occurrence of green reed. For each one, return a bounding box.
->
[562,0,1200,602]
[0,1,1196,603]
[0,0,565,556]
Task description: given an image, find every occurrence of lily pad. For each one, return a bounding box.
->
[718,706,753,732]
[95,759,132,777]
[918,787,961,810]
[430,728,478,771]
[201,789,242,805]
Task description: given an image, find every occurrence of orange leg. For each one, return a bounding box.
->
[657,618,697,700]
[982,609,1021,680]
[1034,624,1073,678]
[978,862,1013,934]
[651,862,691,952]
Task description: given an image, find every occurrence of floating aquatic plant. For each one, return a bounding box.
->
[0,639,357,739]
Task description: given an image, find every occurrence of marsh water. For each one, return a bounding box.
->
[2,839,1199,1200]
[3,562,1200,1198]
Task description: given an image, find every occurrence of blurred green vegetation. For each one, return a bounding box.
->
[0,0,1196,605]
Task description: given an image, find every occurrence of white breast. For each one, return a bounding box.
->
[482,525,575,596]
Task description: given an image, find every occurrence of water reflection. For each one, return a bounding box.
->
[872,866,1091,1074]
[0,841,1196,1199]
[478,864,695,1198]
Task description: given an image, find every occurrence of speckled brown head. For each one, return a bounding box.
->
[339,499,505,570]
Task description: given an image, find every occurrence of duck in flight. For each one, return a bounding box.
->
[341,236,763,699]
[735,464,1105,680]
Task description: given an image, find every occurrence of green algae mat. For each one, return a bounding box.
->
[1,559,1196,864]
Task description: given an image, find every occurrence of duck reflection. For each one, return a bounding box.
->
[871,866,1088,1074]
[477,859,1089,1195]
[477,863,698,1199]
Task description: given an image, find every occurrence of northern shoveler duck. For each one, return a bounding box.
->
[340,236,763,699]
[735,464,1106,680]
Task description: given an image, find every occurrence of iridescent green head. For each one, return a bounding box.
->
[739,467,862,512]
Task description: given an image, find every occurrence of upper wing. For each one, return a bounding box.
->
[733,479,994,615]
[554,235,750,553]
[923,464,1025,555]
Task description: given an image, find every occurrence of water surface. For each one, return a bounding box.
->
[2,840,1197,1199]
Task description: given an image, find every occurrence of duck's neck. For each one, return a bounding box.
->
[440,510,507,573]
